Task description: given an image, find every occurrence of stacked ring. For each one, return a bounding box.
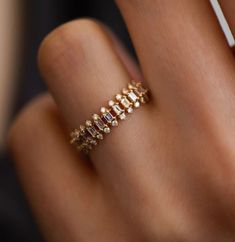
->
[70,81,150,153]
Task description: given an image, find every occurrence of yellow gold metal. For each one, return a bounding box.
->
[70,81,150,153]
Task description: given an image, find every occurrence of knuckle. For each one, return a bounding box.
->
[38,18,103,71]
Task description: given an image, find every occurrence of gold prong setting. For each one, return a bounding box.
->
[70,81,149,153]
[109,100,126,120]
[101,107,118,127]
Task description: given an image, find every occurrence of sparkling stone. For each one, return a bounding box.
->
[134,101,140,108]
[108,100,115,106]
[112,120,118,126]
[119,113,126,120]
[93,141,98,145]
[90,139,97,145]
[121,96,131,108]
[116,94,122,101]
[87,136,97,146]
[94,116,106,131]
[86,126,97,138]
[96,133,103,140]
[103,112,114,123]
[104,127,110,133]
[100,107,107,113]
[70,129,79,139]
[127,107,133,113]
[128,91,138,102]
[112,104,123,115]
[80,125,86,132]
[86,120,92,126]
[92,114,99,120]
[140,96,146,103]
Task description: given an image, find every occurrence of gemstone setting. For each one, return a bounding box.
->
[93,114,110,133]
[119,96,133,113]
[101,107,117,126]
[70,81,149,153]
[104,112,114,123]
[86,120,103,140]
[128,90,138,102]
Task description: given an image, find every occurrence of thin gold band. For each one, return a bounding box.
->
[70,81,150,153]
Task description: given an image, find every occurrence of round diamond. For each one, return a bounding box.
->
[119,113,126,120]
[101,107,106,113]
[104,127,110,133]
[80,125,86,131]
[111,120,118,126]
[140,97,146,103]
[92,114,99,120]
[134,101,140,108]
[87,137,97,146]
[86,120,92,126]
[127,107,133,113]
[116,94,122,101]
[97,133,103,140]
[71,129,79,138]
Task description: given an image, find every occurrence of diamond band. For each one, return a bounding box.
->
[70,81,150,153]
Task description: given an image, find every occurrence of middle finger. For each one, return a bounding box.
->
[116,0,235,115]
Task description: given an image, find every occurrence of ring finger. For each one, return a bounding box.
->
[38,19,156,186]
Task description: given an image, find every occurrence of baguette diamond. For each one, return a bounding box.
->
[70,81,150,153]
[128,91,138,102]
[120,96,133,113]
[93,114,110,133]
[101,107,118,126]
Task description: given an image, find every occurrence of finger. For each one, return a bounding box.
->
[38,20,153,183]
[115,0,235,111]
[8,94,101,241]
[101,22,144,81]
[219,0,235,37]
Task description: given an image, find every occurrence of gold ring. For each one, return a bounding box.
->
[70,81,150,153]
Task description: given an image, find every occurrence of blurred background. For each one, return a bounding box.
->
[0,0,233,241]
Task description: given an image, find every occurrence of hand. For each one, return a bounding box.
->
[8,1,235,241]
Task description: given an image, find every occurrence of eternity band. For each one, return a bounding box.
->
[70,81,150,153]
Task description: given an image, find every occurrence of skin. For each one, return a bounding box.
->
[7,0,235,241]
